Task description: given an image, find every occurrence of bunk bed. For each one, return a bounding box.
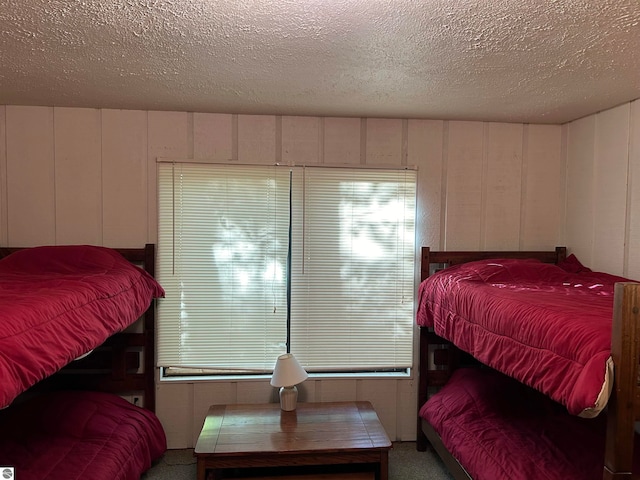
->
[0,244,167,480]
[416,247,640,480]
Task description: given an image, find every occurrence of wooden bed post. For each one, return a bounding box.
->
[604,282,640,479]
[417,327,430,451]
[143,243,157,413]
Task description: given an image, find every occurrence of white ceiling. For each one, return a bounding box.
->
[1,1,639,124]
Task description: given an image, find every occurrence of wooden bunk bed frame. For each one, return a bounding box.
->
[0,243,159,412]
[416,246,640,480]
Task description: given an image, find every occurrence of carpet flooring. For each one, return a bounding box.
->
[141,442,454,479]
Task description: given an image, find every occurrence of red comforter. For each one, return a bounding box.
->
[420,368,640,480]
[416,256,631,417]
[0,390,167,480]
[0,245,165,408]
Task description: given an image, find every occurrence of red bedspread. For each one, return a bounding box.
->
[420,368,637,480]
[0,391,167,480]
[0,245,165,408]
[416,256,631,417]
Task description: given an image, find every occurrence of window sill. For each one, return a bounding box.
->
[159,369,413,384]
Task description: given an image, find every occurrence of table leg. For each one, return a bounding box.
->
[379,451,389,480]
[197,460,206,480]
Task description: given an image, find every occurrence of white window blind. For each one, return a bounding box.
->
[157,163,290,371]
[289,167,416,370]
[157,162,416,373]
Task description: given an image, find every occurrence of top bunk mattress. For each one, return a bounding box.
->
[416,255,632,417]
[0,245,165,409]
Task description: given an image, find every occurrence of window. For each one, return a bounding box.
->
[157,162,416,376]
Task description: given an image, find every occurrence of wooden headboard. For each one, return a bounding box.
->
[0,244,159,412]
[420,246,567,281]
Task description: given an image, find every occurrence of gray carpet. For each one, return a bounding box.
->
[141,442,454,479]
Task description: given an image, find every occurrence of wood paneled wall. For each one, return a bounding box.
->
[0,105,565,447]
[565,100,640,278]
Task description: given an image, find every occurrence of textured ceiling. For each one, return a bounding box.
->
[1,0,639,124]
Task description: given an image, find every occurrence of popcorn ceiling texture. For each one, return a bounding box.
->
[1,0,639,123]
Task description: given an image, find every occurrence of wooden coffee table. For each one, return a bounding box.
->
[194,401,392,480]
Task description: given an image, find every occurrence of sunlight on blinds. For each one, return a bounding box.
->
[290,167,416,370]
[157,163,289,371]
[157,163,416,373]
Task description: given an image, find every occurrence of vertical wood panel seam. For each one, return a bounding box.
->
[623,104,635,277]
[401,119,408,166]
[276,116,282,164]
[311,379,319,401]
[440,121,449,250]
[319,117,325,164]
[146,110,151,242]
[480,123,488,250]
[0,106,7,244]
[360,118,367,165]
[98,109,104,245]
[519,124,529,249]
[394,378,403,440]
[187,112,194,159]
[187,383,195,448]
[51,107,57,244]
[232,114,238,161]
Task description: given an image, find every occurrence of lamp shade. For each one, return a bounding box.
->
[270,353,308,387]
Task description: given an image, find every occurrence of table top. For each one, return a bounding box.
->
[194,401,392,456]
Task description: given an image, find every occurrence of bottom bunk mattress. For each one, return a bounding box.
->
[0,390,167,480]
[419,368,639,480]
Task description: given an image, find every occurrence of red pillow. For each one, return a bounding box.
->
[557,254,592,274]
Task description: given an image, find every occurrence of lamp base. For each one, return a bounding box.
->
[279,385,298,411]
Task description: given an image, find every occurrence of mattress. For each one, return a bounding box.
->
[419,368,632,480]
[416,256,630,417]
[0,390,167,480]
[0,245,165,408]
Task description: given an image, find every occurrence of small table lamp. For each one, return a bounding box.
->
[270,353,308,411]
